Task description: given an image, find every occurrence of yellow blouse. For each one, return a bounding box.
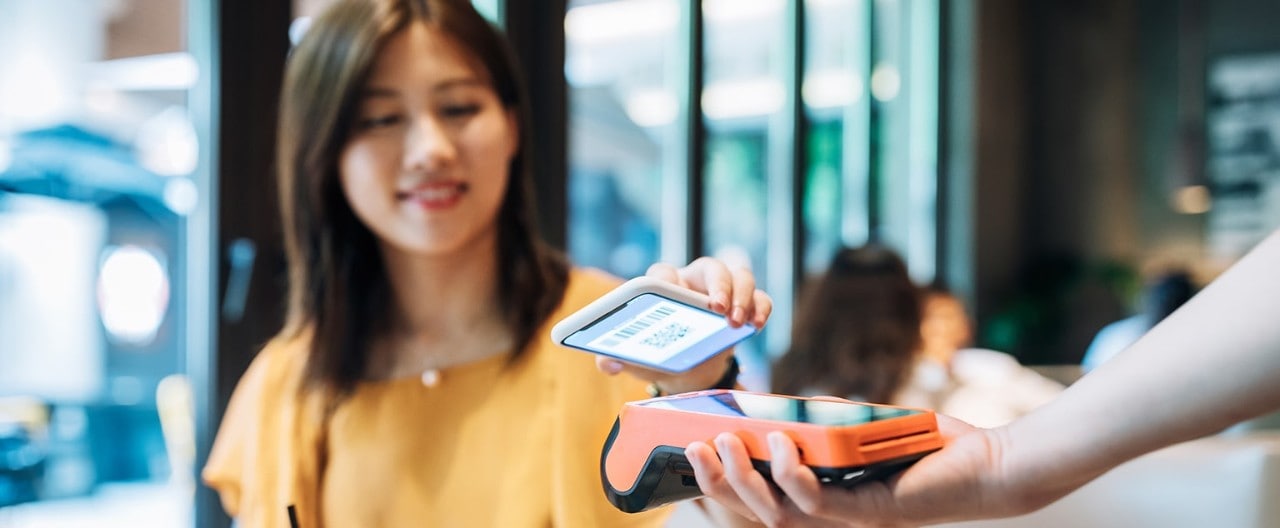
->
[203,268,672,527]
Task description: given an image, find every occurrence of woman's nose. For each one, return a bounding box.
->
[402,115,457,172]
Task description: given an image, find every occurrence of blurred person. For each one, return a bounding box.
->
[684,229,1280,527]
[770,245,922,405]
[200,1,771,526]
[1082,269,1196,372]
[898,286,1063,428]
[772,247,1060,428]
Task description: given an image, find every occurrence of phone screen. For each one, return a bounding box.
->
[560,293,756,372]
[638,392,920,426]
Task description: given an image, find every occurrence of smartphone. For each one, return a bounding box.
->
[550,276,756,373]
[600,389,943,513]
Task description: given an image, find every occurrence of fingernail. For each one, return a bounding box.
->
[768,432,784,452]
[731,306,745,324]
[604,360,623,374]
[715,293,730,312]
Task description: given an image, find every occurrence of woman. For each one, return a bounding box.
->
[201,1,771,526]
[898,286,1062,428]
[771,245,921,404]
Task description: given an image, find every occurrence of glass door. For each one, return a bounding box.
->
[0,1,202,526]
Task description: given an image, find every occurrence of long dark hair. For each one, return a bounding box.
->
[772,246,921,403]
[276,0,568,396]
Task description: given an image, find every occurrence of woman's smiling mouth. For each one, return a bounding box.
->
[397,181,469,210]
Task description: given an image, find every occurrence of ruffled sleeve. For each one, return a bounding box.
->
[202,334,328,528]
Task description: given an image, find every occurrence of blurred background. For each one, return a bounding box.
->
[1,0,1278,526]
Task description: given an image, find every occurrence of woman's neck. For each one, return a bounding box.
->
[373,229,513,374]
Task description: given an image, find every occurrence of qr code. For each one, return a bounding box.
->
[641,322,691,349]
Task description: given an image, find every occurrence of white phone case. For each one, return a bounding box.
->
[550,276,715,345]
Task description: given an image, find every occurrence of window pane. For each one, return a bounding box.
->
[472,0,503,24]
[804,0,870,275]
[566,0,684,278]
[702,0,789,386]
[871,0,938,283]
[0,1,197,525]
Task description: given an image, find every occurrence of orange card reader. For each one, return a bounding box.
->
[600,389,944,513]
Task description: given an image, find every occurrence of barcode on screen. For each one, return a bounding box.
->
[598,305,677,348]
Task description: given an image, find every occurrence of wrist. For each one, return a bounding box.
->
[647,355,739,397]
[992,420,1096,516]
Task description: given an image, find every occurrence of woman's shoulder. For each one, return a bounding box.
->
[259,329,312,370]
[536,266,621,349]
[561,267,624,309]
[231,328,314,395]
[534,267,648,391]
[211,327,325,446]
[950,348,1064,391]
[952,347,1021,365]
[203,326,325,524]
[949,348,1025,381]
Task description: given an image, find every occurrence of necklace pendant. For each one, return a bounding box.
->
[421,368,441,387]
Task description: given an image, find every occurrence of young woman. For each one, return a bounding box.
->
[201,1,770,526]
[897,286,1062,428]
[770,245,922,404]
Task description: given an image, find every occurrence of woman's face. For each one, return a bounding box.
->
[340,22,517,257]
[921,294,971,354]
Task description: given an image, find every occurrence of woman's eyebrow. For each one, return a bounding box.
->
[432,77,486,93]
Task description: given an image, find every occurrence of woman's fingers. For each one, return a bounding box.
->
[678,257,734,314]
[727,268,757,327]
[595,356,625,376]
[649,257,772,329]
[645,262,687,289]
[750,289,773,329]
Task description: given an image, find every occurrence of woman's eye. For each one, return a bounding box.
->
[441,104,480,119]
[356,114,403,130]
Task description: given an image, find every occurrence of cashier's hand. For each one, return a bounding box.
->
[595,257,772,395]
[684,414,1026,528]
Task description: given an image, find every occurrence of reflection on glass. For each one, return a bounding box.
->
[0,0,195,525]
[565,0,682,279]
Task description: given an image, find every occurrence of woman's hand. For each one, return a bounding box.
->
[595,257,772,394]
[684,414,1032,527]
